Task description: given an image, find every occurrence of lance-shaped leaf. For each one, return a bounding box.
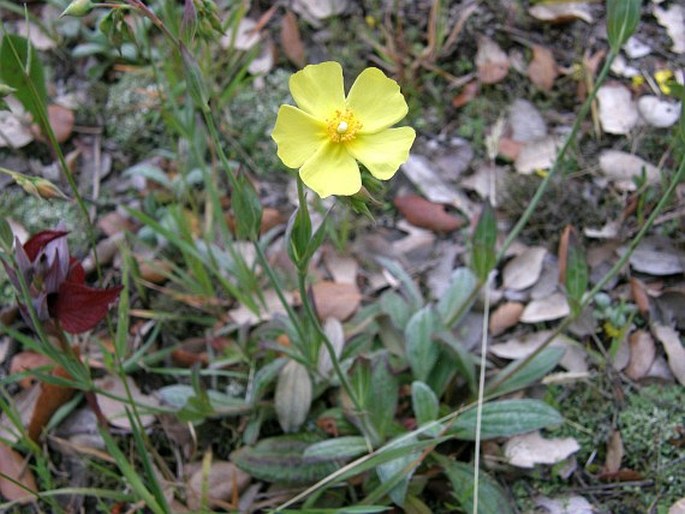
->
[0,35,48,125]
[471,201,496,282]
[274,359,312,433]
[558,225,588,317]
[606,0,641,53]
[405,306,439,383]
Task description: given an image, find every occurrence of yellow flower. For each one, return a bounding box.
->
[654,69,673,95]
[272,61,416,198]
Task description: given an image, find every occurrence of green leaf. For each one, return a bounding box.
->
[606,0,641,52]
[0,218,13,251]
[232,174,263,241]
[485,346,565,396]
[434,455,513,514]
[565,233,588,317]
[436,331,477,394]
[367,352,399,440]
[375,435,421,507]
[379,290,411,331]
[411,381,440,434]
[376,257,424,310]
[0,34,48,124]
[450,399,563,440]
[232,434,338,485]
[303,436,368,462]
[471,201,496,282]
[437,267,478,327]
[404,306,439,383]
[286,180,313,268]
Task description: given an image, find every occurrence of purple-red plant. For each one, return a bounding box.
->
[4,228,122,334]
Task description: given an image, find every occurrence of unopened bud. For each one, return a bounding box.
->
[60,0,94,18]
[0,83,16,97]
[33,178,69,200]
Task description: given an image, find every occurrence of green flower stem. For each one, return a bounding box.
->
[497,49,619,261]
[487,152,685,395]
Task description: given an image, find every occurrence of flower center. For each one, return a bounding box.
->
[326,109,362,143]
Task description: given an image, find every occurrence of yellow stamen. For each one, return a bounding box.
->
[326,109,362,143]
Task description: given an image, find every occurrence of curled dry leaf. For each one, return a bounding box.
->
[638,96,681,129]
[651,322,685,386]
[452,80,480,108]
[476,36,510,84]
[654,4,685,54]
[280,10,306,68]
[625,330,656,381]
[312,281,361,321]
[274,359,312,433]
[630,277,651,316]
[186,460,251,511]
[597,83,639,135]
[489,302,524,336]
[503,247,547,291]
[603,430,624,475]
[28,364,76,443]
[528,2,593,24]
[394,195,463,233]
[504,431,580,468]
[528,44,558,91]
[0,443,37,504]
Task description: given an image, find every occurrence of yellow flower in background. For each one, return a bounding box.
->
[272,61,416,198]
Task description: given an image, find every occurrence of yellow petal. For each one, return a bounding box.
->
[289,61,346,118]
[346,67,408,133]
[300,142,361,198]
[272,105,326,168]
[346,127,416,180]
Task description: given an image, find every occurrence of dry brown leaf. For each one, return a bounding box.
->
[280,10,306,68]
[489,302,524,336]
[603,430,624,474]
[322,249,358,285]
[630,277,651,316]
[475,36,509,84]
[596,83,639,135]
[451,80,480,108]
[0,110,34,148]
[651,322,685,386]
[528,2,593,23]
[97,211,137,236]
[47,104,75,144]
[497,137,524,161]
[509,99,547,143]
[27,363,76,443]
[94,375,158,430]
[186,459,251,511]
[312,281,361,321]
[0,443,37,504]
[9,352,53,389]
[520,292,570,323]
[625,330,656,381]
[514,136,561,174]
[528,44,558,91]
[503,246,547,290]
[394,195,463,233]
[504,431,579,468]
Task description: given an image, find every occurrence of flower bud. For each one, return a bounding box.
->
[60,0,94,18]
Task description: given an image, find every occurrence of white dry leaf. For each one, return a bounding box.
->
[584,220,621,239]
[401,154,477,217]
[528,2,593,24]
[504,431,580,468]
[646,355,674,381]
[509,99,547,142]
[596,83,639,135]
[623,36,651,59]
[460,164,506,206]
[318,317,345,377]
[514,136,562,175]
[229,290,293,325]
[520,292,570,323]
[638,96,681,128]
[490,330,588,373]
[248,38,275,75]
[651,322,685,385]
[186,461,251,511]
[624,236,685,275]
[670,497,685,514]
[221,18,261,51]
[534,495,595,514]
[610,54,640,78]
[292,0,348,22]
[323,250,358,285]
[654,4,685,54]
[503,246,547,291]
[0,110,34,148]
[94,375,158,430]
[392,219,435,257]
[475,36,510,84]
[625,329,656,381]
[599,150,659,191]
[274,359,312,433]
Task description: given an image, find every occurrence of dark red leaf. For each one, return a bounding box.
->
[50,282,122,334]
[23,230,68,261]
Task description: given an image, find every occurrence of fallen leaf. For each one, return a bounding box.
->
[186,459,251,510]
[0,109,34,148]
[534,495,594,514]
[630,277,651,316]
[451,80,479,108]
[229,289,294,325]
[312,281,361,321]
[670,497,685,514]
[509,99,547,143]
[489,302,524,336]
[651,322,685,386]
[490,330,588,373]
[280,10,305,68]
[599,150,659,191]
[654,5,685,54]
[503,247,547,290]
[41,104,75,144]
[528,44,558,91]
[27,363,76,443]
[322,249,358,285]
[16,20,55,50]
[638,96,681,128]
[461,164,506,206]
[514,136,561,175]
[97,210,137,236]
[318,317,345,376]
[475,36,510,84]
[624,236,685,275]
[603,430,624,474]
[0,443,37,504]
[497,137,524,161]
[625,330,656,381]
[623,36,651,59]
[394,195,463,233]
[528,2,593,24]
[221,18,261,50]
[520,292,570,323]
[504,431,579,468]
[597,83,639,135]
[94,375,158,430]
[9,351,54,389]
[292,0,348,22]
